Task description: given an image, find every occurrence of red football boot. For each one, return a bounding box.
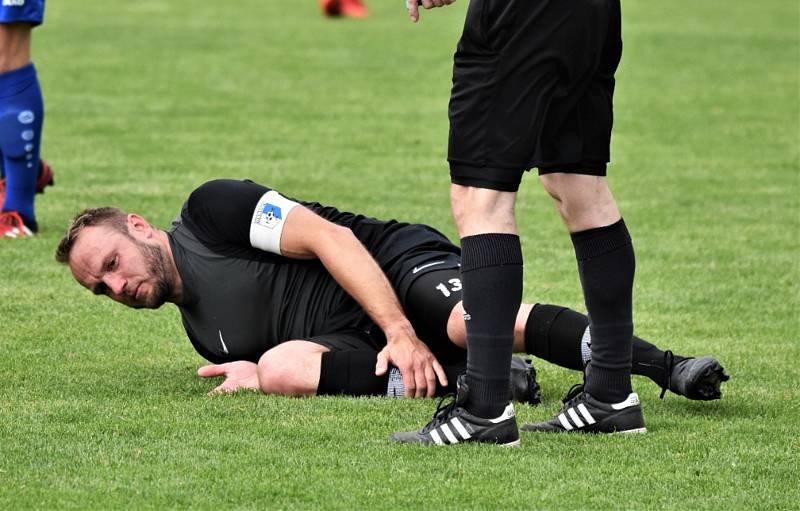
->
[0,211,34,239]
[320,0,342,17]
[340,0,368,18]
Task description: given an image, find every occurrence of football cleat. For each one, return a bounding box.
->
[522,385,646,434]
[340,0,368,18]
[36,159,55,194]
[0,211,34,239]
[661,351,730,400]
[0,159,54,209]
[320,0,368,18]
[510,356,542,406]
[393,375,520,446]
[319,0,341,16]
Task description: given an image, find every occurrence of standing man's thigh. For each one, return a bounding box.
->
[449,0,619,196]
[533,0,622,231]
[449,0,560,198]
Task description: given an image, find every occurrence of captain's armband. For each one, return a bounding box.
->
[249,191,299,254]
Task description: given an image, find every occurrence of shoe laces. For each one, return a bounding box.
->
[421,393,458,434]
[562,383,585,404]
[659,350,675,399]
[555,383,589,415]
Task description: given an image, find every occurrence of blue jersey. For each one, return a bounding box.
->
[0,0,45,26]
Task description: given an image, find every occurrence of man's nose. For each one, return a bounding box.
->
[104,274,127,296]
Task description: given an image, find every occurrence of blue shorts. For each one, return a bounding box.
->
[0,0,45,26]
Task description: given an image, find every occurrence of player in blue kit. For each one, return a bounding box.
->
[0,0,54,239]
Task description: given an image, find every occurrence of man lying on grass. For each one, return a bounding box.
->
[56,179,728,409]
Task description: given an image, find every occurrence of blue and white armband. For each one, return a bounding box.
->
[249,191,299,255]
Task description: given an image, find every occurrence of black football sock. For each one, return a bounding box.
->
[631,340,687,390]
[317,350,388,396]
[317,350,465,397]
[461,233,523,418]
[524,304,586,371]
[523,303,688,386]
[571,219,635,403]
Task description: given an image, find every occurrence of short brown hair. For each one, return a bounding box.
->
[55,207,129,264]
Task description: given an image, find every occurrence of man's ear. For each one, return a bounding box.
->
[127,213,154,238]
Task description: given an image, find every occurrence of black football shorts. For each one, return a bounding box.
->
[308,268,468,366]
[448,0,623,192]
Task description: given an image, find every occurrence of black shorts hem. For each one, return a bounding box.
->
[305,329,381,352]
[449,162,526,192]
[537,160,608,176]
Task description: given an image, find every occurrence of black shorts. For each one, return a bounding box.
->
[448,0,623,192]
[307,329,382,352]
[307,268,467,366]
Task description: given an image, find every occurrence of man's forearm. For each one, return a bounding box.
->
[314,226,413,335]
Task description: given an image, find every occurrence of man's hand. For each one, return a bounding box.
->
[375,325,448,398]
[406,0,456,23]
[197,361,260,395]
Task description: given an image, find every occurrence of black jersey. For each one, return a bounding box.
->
[168,179,459,364]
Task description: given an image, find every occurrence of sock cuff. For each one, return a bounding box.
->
[460,233,522,272]
[464,374,512,415]
[585,365,632,402]
[0,63,38,98]
[570,219,631,261]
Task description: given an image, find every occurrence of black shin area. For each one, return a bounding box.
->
[571,219,634,402]
[317,350,388,396]
[524,304,586,371]
[461,233,523,418]
[632,339,687,387]
[525,303,688,390]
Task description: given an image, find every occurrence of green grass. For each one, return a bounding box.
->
[1,0,798,509]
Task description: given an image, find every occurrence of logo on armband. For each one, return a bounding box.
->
[253,202,283,230]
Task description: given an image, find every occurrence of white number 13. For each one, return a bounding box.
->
[435,278,462,297]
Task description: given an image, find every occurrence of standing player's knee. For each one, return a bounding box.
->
[539,174,619,230]
[450,185,517,235]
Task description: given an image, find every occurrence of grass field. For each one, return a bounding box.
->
[1,0,798,509]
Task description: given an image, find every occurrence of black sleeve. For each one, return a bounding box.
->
[181,179,272,248]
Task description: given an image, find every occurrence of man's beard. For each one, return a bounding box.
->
[133,239,173,309]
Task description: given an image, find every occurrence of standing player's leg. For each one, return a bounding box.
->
[453,188,523,409]
[522,0,648,433]
[392,0,576,446]
[0,1,49,238]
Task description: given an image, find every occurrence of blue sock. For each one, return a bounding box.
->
[0,63,44,231]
